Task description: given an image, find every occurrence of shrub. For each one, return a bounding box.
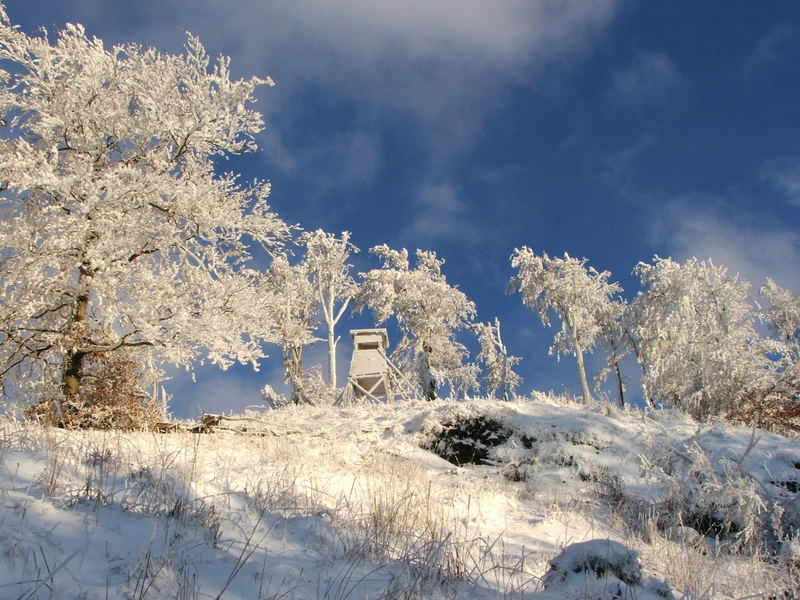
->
[727,380,800,437]
[24,353,163,430]
[423,414,512,466]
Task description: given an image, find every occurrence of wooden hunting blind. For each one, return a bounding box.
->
[340,328,416,404]
[347,328,391,400]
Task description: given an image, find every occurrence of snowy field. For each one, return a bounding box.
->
[1,394,798,599]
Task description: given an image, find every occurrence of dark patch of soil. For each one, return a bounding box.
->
[687,511,741,539]
[772,479,800,493]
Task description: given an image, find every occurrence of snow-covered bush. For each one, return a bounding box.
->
[294,366,338,405]
[541,540,674,599]
[259,383,289,409]
[422,414,515,466]
[474,318,522,401]
[728,278,800,435]
[598,429,800,559]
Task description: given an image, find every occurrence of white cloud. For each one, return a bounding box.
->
[651,199,800,291]
[741,23,800,76]
[603,131,658,185]
[605,51,682,110]
[249,1,618,77]
[40,1,619,170]
[257,1,618,166]
[406,180,477,241]
[762,157,800,206]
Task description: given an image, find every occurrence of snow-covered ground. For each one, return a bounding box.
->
[1,394,798,599]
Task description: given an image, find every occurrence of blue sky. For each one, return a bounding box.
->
[9,1,800,415]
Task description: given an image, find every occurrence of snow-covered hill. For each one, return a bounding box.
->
[1,394,797,599]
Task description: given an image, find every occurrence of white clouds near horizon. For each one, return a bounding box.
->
[650,200,800,292]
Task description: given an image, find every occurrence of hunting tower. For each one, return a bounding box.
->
[347,328,391,401]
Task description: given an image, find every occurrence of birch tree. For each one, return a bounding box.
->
[509,247,621,404]
[0,11,288,402]
[260,256,318,403]
[592,298,630,407]
[474,318,521,401]
[299,230,358,389]
[358,245,476,400]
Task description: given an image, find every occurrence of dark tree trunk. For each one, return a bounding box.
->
[422,342,436,401]
[613,360,625,407]
[627,331,653,407]
[284,345,304,404]
[62,292,89,397]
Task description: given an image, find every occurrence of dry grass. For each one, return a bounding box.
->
[4,398,798,600]
[0,419,543,599]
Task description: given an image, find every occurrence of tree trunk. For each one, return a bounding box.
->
[284,345,304,404]
[327,328,337,389]
[627,332,653,407]
[324,294,350,390]
[62,292,89,397]
[574,343,592,404]
[496,319,511,401]
[421,342,436,401]
[502,354,511,402]
[613,359,625,407]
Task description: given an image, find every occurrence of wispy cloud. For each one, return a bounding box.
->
[762,157,800,207]
[406,180,477,242]
[603,131,659,186]
[270,130,381,192]
[48,1,619,172]
[741,23,800,77]
[650,198,800,291]
[256,1,619,168]
[605,51,682,110]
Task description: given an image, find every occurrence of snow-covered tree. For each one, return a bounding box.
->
[474,318,521,401]
[259,256,318,404]
[299,230,358,389]
[592,298,630,407]
[0,12,288,402]
[752,279,800,429]
[357,245,476,400]
[630,257,767,420]
[761,279,800,354]
[509,247,621,404]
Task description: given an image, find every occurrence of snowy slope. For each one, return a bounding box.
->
[1,394,798,599]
